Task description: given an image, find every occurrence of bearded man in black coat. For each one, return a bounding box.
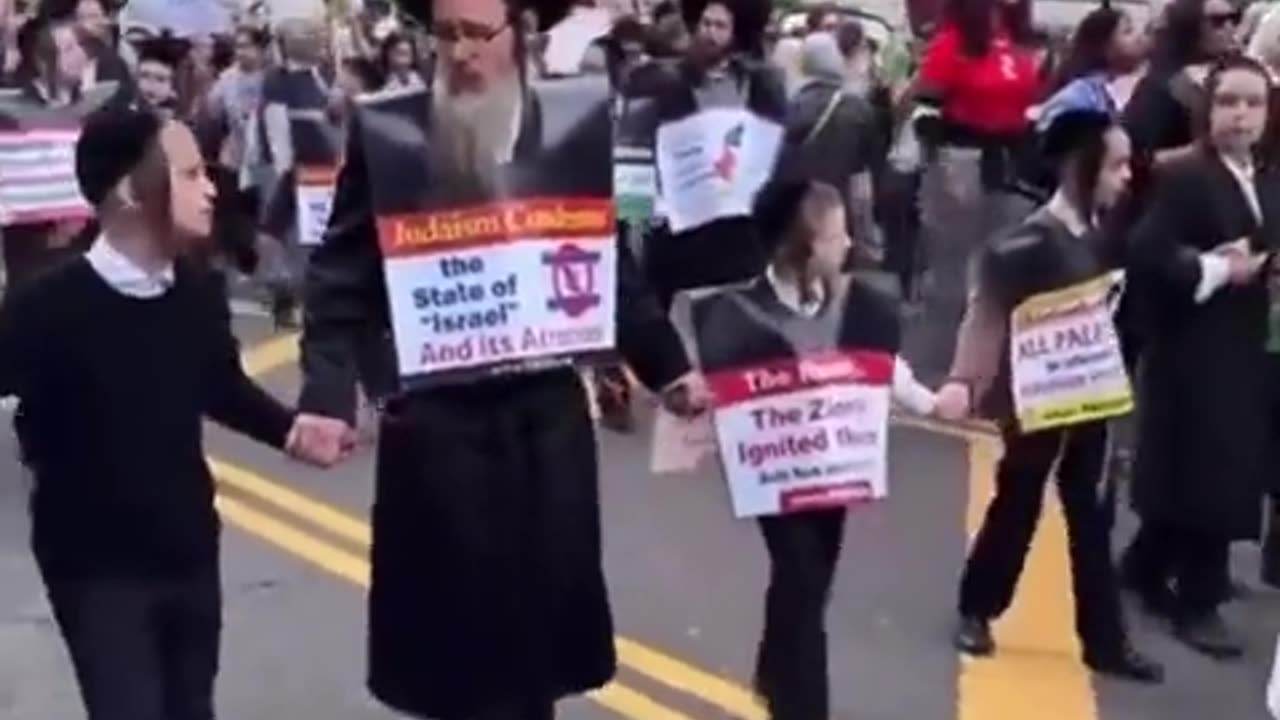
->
[295,0,708,718]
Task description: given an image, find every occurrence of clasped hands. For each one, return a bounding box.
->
[285,414,357,468]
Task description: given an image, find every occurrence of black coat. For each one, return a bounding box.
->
[634,57,788,307]
[1128,150,1280,539]
[298,80,689,718]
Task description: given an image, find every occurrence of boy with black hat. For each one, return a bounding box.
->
[132,32,191,118]
[0,103,354,720]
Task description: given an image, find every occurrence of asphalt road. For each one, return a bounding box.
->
[2,314,1280,720]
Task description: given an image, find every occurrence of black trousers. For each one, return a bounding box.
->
[958,423,1127,653]
[40,565,222,720]
[1125,521,1232,619]
[754,508,845,720]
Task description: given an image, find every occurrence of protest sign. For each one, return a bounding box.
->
[1009,270,1132,432]
[653,274,899,518]
[0,129,87,225]
[289,106,341,245]
[0,83,117,225]
[295,164,337,246]
[613,94,659,227]
[707,351,892,518]
[654,107,782,233]
[355,76,617,389]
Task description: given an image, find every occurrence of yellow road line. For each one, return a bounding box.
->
[212,459,370,546]
[957,436,1098,720]
[240,332,300,378]
[212,456,765,719]
[590,684,696,720]
[217,487,695,719]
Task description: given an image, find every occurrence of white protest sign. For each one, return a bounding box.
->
[378,198,617,382]
[294,165,336,246]
[707,351,893,518]
[0,129,90,225]
[655,108,782,233]
[1009,271,1133,432]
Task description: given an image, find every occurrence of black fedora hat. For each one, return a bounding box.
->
[393,0,575,32]
[681,0,772,52]
[39,0,128,20]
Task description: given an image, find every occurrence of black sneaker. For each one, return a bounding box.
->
[954,616,995,657]
[1083,644,1164,684]
[1173,613,1244,660]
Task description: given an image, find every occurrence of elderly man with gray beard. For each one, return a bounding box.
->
[296,0,708,719]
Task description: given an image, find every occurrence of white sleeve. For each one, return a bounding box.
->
[1195,253,1232,304]
[891,356,936,416]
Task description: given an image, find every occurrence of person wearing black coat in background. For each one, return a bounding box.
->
[1125,57,1280,659]
[297,0,709,717]
[640,0,786,311]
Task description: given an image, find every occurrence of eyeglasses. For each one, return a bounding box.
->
[1205,10,1243,28]
[431,18,509,44]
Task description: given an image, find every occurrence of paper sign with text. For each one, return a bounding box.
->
[0,129,90,224]
[378,198,617,382]
[709,351,893,518]
[655,108,782,233]
[1009,271,1132,432]
[295,165,337,246]
[355,76,618,388]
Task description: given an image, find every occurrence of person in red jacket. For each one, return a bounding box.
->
[912,0,1043,380]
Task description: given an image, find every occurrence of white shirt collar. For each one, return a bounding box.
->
[1220,151,1262,221]
[85,236,175,299]
[765,264,825,317]
[1045,192,1092,237]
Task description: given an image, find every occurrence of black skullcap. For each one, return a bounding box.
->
[75,102,163,206]
[394,0,574,31]
[753,179,812,254]
[1040,110,1113,161]
[133,31,191,70]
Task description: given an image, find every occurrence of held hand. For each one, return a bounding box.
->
[1212,238,1251,257]
[660,372,712,419]
[1226,252,1269,285]
[286,414,356,468]
[933,381,972,422]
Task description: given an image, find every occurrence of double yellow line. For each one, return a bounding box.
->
[216,333,767,719]
[224,332,1101,720]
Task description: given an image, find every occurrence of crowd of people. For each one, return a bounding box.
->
[7,0,1280,718]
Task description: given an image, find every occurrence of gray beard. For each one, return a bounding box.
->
[427,77,523,193]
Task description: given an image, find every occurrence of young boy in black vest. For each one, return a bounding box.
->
[0,103,353,720]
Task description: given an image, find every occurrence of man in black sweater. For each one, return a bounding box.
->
[0,104,353,720]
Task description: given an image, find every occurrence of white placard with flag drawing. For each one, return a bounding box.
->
[654,108,782,234]
[0,129,90,225]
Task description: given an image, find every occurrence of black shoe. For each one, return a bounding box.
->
[1173,613,1244,660]
[954,616,995,657]
[1083,644,1164,684]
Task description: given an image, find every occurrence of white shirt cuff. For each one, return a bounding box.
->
[892,356,936,416]
[1195,253,1231,304]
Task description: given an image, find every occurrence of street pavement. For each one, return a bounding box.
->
[2,313,1280,720]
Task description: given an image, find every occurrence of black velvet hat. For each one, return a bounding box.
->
[133,31,191,71]
[393,0,575,31]
[75,102,162,206]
